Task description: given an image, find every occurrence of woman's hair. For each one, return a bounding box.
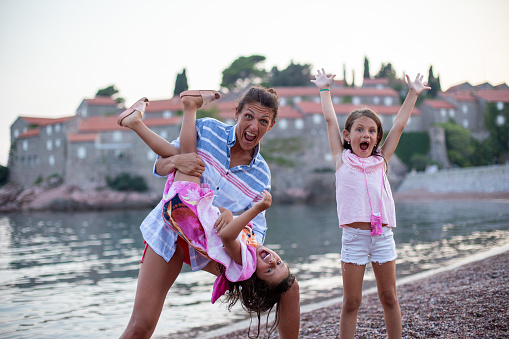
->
[343,106,384,157]
[237,86,280,122]
[220,265,295,338]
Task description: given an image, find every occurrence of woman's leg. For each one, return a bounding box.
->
[120,102,179,158]
[120,245,185,339]
[372,260,401,339]
[340,262,366,339]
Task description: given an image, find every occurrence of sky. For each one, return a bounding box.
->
[1,0,508,166]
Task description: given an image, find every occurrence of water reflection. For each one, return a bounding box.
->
[0,199,508,338]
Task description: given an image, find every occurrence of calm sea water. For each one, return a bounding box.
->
[1,199,508,338]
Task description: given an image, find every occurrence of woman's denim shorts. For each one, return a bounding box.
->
[341,226,397,265]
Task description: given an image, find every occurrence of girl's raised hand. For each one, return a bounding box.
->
[253,190,272,212]
[311,68,336,90]
[214,208,233,233]
[406,73,431,95]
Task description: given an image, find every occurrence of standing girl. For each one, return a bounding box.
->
[311,69,430,338]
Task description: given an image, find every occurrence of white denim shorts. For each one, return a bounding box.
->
[340,226,397,265]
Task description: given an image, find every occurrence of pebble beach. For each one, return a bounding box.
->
[212,249,509,338]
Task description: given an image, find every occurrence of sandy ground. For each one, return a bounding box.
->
[211,250,509,338]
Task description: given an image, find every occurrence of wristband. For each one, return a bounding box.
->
[320,89,330,92]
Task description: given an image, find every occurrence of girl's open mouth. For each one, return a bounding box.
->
[360,141,369,151]
[260,249,271,260]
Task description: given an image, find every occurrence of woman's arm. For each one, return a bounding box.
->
[311,69,344,170]
[382,74,430,161]
[155,153,206,177]
[215,191,272,265]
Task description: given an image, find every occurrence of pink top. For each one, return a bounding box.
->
[335,149,396,228]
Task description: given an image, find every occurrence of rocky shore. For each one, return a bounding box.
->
[0,182,160,212]
[212,250,509,338]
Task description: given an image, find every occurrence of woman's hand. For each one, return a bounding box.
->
[173,153,205,177]
[252,190,272,212]
[214,208,233,233]
[406,73,431,95]
[311,68,336,90]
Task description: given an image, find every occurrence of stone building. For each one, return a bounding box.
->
[8,78,508,199]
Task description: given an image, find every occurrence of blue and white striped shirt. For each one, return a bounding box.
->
[140,118,271,268]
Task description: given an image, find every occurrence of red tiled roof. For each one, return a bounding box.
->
[473,90,509,102]
[277,106,304,119]
[78,116,124,132]
[18,129,40,139]
[274,86,398,97]
[144,117,182,127]
[145,97,183,112]
[362,78,389,86]
[445,82,472,93]
[422,99,456,109]
[20,116,73,126]
[297,102,420,116]
[85,96,118,106]
[68,133,98,143]
[79,115,181,132]
[441,91,477,102]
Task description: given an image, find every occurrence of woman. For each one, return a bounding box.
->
[120,87,300,339]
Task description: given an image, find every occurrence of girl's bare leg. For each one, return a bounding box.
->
[340,262,366,339]
[121,109,179,158]
[120,245,185,339]
[173,95,204,185]
[372,260,401,339]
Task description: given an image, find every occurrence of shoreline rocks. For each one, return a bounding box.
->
[0,183,160,212]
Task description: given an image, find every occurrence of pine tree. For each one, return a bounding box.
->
[174,69,189,97]
[363,56,370,79]
[343,64,349,87]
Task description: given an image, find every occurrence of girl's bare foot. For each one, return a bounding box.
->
[180,90,220,111]
[117,97,148,127]
[181,95,204,111]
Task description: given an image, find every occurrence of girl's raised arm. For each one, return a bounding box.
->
[311,69,344,170]
[382,73,430,161]
[215,191,272,265]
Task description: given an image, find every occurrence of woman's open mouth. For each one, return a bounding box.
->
[244,131,256,143]
[360,141,369,151]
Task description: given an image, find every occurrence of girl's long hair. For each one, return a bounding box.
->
[219,264,295,338]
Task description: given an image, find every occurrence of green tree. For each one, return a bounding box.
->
[483,102,509,163]
[438,121,476,167]
[426,66,442,98]
[343,64,349,87]
[0,164,8,186]
[375,62,396,80]
[96,85,118,97]
[351,70,355,88]
[221,55,267,91]
[363,56,370,79]
[106,173,148,192]
[96,85,124,104]
[260,137,304,167]
[173,68,189,97]
[269,61,312,87]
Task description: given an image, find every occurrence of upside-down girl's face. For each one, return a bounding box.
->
[255,246,288,286]
[343,116,379,158]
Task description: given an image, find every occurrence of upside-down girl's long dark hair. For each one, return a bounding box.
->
[218,264,295,338]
